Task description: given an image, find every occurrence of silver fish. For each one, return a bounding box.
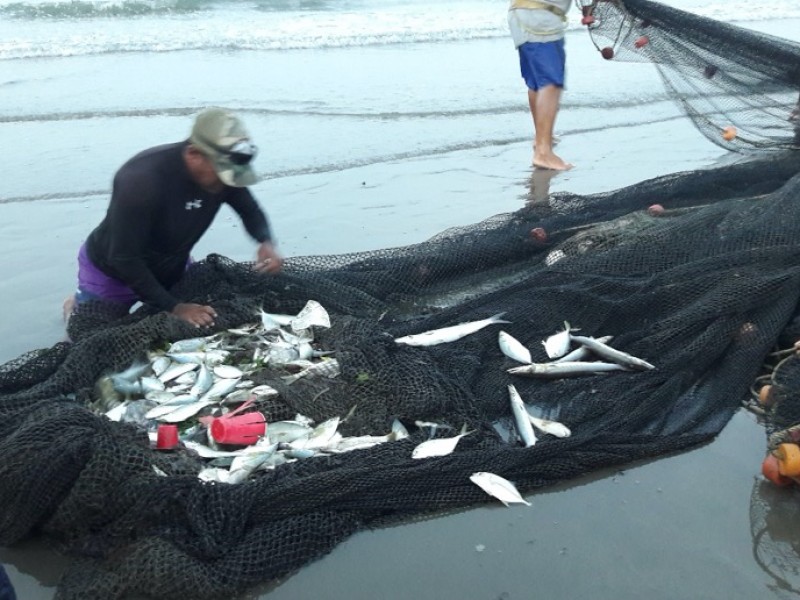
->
[291,300,331,331]
[150,355,171,378]
[189,364,214,397]
[395,312,511,347]
[267,421,313,444]
[528,415,571,438]
[213,364,243,379]
[158,398,216,423]
[166,351,207,365]
[569,335,655,371]
[140,376,166,394]
[507,361,628,378]
[228,446,280,484]
[282,358,340,385]
[412,428,472,459]
[260,310,288,332]
[392,419,410,440]
[200,377,241,401]
[168,336,214,354]
[508,384,537,448]
[498,330,532,364]
[111,360,151,383]
[542,321,573,359]
[221,388,253,406]
[104,401,129,422]
[470,472,531,507]
[145,394,200,420]
[292,416,340,450]
[184,440,252,459]
[158,362,197,383]
[111,376,143,396]
[553,335,613,363]
[144,390,176,404]
[198,467,230,483]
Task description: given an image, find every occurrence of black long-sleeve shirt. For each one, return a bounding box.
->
[85,141,272,311]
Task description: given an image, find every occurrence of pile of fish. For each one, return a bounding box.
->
[501,321,656,377]
[89,307,655,507]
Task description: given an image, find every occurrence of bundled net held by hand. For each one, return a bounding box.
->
[576,0,800,150]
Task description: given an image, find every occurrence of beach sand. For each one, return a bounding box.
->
[2,15,800,600]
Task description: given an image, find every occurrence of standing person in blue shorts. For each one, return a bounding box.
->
[508,0,573,170]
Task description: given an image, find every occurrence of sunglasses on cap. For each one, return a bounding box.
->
[225,139,258,166]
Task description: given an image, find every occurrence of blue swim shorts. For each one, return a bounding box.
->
[518,39,566,91]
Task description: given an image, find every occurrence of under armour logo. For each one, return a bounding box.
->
[185,199,203,210]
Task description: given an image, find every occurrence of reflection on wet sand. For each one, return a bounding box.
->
[521,167,561,208]
[750,479,800,595]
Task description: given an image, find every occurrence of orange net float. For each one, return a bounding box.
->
[762,453,794,487]
[722,126,738,141]
[634,35,649,49]
[776,443,800,477]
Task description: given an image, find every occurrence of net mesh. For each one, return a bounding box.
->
[577,0,800,150]
[2,1,800,598]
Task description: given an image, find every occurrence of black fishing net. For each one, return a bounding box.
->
[3,1,800,598]
[577,0,800,150]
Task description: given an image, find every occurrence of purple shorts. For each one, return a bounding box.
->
[518,39,566,91]
[75,243,139,307]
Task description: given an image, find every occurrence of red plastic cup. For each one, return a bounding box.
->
[211,412,267,445]
[156,424,179,450]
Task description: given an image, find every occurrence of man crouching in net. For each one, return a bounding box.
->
[63,108,283,329]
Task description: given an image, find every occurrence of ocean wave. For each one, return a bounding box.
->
[1,0,797,60]
[0,0,209,18]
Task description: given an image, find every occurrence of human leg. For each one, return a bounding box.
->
[533,84,572,170]
[518,40,572,170]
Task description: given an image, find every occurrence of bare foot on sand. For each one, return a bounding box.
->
[533,150,573,171]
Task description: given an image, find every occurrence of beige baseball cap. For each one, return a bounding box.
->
[189,108,258,187]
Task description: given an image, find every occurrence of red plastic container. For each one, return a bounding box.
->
[211,412,267,445]
[156,424,179,450]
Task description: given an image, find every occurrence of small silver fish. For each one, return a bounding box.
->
[282,359,340,385]
[553,335,613,363]
[569,335,655,371]
[213,365,244,379]
[528,415,571,438]
[498,331,532,364]
[111,360,151,383]
[150,355,171,378]
[508,384,537,448]
[470,472,530,507]
[158,362,198,383]
[508,361,628,378]
[158,399,216,423]
[542,321,573,359]
[267,421,313,444]
[293,416,340,450]
[189,364,214,397]
[291,300,331,331]
[395,312,511,347]
[168,336,214,354]
[412,428,472,459]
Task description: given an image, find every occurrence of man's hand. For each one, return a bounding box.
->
[254,242,284,274]
[172,303,217,328]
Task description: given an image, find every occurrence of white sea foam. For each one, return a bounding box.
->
[1,0,798,60]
